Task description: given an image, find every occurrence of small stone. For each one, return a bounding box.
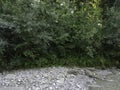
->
[53,83,56,86]
[35,87,40,90]
[49,87,53,89]
[18,79,22,82]
[35,75,39,78]
[76,84,81,88]
[28,87,32,90]
[57,78,64,84]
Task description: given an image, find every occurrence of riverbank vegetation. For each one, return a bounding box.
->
[0,0,119,70]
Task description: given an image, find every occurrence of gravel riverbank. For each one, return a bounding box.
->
[0,67,119,90]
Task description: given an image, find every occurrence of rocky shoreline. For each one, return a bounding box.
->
[0,67,120,90]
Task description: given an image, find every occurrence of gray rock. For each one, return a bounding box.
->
[67,70,79,75]
[57,78,65,84]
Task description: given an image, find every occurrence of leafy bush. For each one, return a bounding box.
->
[0,0,54,60]
[100,0,115,19]
[102,0,120,60]
[1,0,116,70]
[61,0,102,57]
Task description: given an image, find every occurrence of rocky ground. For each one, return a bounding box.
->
[0,67,120,90]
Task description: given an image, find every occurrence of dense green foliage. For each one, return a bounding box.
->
[102,0,120,60]
[100,0,115,19]
[0,0,119,70]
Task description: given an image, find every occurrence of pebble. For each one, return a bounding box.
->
[57,78,64,84]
